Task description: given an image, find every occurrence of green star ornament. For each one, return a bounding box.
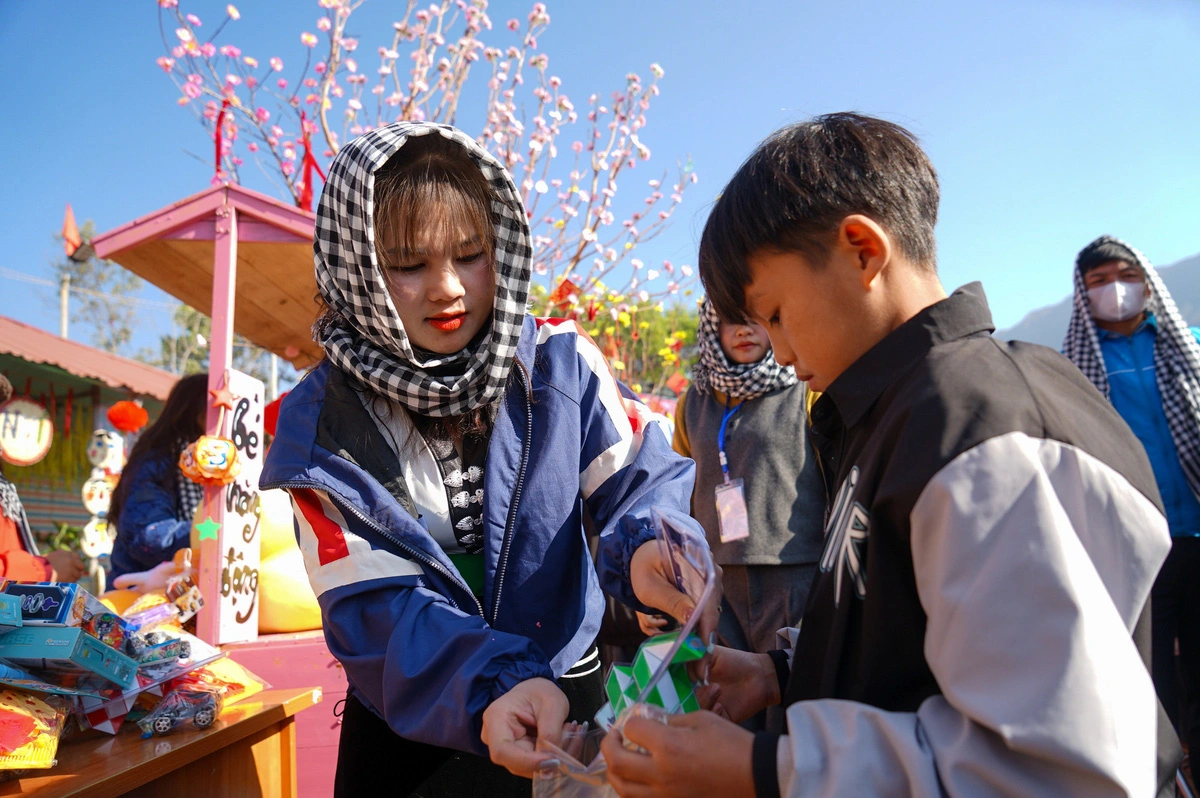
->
[196,516,221,541]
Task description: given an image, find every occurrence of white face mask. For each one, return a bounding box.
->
[1088,280,1147,323]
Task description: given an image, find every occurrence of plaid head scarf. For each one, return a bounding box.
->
[690,299,797,401]
[314,122,532,417]
[1062,235,1200,498]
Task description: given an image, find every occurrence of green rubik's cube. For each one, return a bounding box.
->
[598,630,707,727]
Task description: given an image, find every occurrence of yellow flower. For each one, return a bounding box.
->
[617,312,631,327]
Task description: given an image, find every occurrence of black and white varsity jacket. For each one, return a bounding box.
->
[756,283,1178,797]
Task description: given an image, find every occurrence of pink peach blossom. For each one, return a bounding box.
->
[269,56,284,71]
[186,13,201,26]
[226,5,240,20]
[300,32,318,47]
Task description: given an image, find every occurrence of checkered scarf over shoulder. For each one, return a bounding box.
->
[1062,235,1200,497]
[690,299,797,401]
[314,122,532,417]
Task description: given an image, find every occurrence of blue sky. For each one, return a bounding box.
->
[0,0,1197,368]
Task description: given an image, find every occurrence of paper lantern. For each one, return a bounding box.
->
[107,401,149,433]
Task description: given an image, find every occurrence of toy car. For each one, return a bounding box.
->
[137,689,221,737]
[127,632,191,665]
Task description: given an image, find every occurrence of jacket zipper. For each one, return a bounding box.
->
[272,479,484,617]
[491,361,532,626]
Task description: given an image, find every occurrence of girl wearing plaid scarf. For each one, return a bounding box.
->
[1062,235,1200,766]
[664,301,825,711]
[263,123,714,795]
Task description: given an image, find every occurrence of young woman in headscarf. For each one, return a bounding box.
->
[663,301,825,713]
[261,123,712,796]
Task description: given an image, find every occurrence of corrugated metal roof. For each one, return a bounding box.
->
[0,315,177,400]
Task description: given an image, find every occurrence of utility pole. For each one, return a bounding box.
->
[59,274,70,338]
[269,353,279,401]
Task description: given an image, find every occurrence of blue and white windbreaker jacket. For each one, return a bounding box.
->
[261,316,699,755]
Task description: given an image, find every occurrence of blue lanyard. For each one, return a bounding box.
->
[717,398,743,484]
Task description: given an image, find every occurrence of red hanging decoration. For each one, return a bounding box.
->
[107,401,149,433]
[297,111,327,212]
[23,378,31,397]
[64,389,73,437]
[214,98,232,182]
[48,386,56,426]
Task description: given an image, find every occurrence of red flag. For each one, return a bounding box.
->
[62,204,82,258]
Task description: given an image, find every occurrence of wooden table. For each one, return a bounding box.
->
[5,687,321,798]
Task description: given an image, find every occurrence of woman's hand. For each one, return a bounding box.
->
[482,677,570,778]
[630,541,722,641]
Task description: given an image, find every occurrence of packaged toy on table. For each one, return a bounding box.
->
[0,689,69,771]
[2,583,87,627]
[0,594,21,632]
[137,687,222,737]
[0,626,139,690]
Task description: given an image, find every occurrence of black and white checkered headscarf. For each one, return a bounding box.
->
[690,299,797,401]
[314,122,532,417]
[1063,235,1200,498]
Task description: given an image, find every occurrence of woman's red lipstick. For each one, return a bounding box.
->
[429,312,466,332]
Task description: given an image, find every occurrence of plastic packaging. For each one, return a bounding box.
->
[137,687,223,737]
[0,689,68,770]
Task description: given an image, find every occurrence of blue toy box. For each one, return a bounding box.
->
[0,626,138,689]
[0,594,21,631]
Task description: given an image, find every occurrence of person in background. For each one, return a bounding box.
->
[660,300,824,678]
[1063,235,1200,771]
[0,374,85,582]
[108,372,208,583]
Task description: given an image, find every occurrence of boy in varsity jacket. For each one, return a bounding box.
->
[602,113,1179,797]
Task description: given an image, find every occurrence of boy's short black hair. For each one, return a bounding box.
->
[699,112,940,322]
[1077,239,1139,275]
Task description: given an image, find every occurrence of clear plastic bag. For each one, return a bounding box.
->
[533,705,673,797]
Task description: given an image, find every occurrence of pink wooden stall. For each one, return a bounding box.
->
[92,184,342,797]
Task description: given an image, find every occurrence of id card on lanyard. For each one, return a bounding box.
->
[715,398,750,543]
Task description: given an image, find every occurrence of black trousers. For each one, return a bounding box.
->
[334,648,605,797]
[1151,536,1200,756]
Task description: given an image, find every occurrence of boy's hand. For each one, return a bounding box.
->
[601,711,755,798]
[693,645,780,723]
[630,541,722,641]
[636,612,670,636]
[482,677,569,778]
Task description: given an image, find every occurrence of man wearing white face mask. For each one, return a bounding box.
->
[1063,235,1200,774]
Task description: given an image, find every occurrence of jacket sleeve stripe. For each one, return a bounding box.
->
[292,487,351,565]
[536,319,656,499]
[289,487,424,598]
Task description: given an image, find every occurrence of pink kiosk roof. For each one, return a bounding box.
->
[92,183,321,369]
